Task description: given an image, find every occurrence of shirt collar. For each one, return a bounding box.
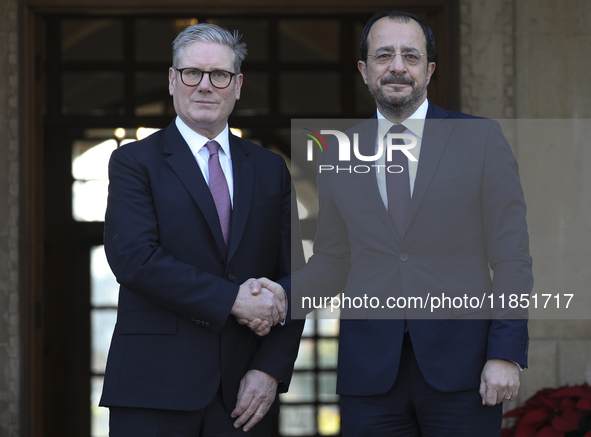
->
[376,98,429,139]
[175,116,232,159]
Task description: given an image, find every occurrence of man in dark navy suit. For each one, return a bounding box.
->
[291,10,532,436]
[100,23,304,436]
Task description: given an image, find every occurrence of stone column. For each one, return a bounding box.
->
[460,0,515,119]
[0,0,21,435]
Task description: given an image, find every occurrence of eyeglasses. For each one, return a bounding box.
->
[368,50,427,66]
[175,68,237,89]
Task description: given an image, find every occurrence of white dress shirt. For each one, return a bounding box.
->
[175,116,234,207]
[375,99,429,208]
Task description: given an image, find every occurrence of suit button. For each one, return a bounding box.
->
[227,273,235,280]
[400,253,409,262]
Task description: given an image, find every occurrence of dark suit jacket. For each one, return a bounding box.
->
[293,101,532,396]
[100,121,304,412]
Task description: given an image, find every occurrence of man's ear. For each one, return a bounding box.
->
[357,61,368,85]
[425,62,436,86]
[235,73,243,100]
[168,67,176,96]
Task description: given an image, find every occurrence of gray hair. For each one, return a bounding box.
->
[172,23,248,73]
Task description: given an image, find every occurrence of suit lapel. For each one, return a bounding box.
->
[227,135,254,263]
[401,102,453,236]
[163,123,227,257]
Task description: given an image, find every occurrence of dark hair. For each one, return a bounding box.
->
[360,10,436,63]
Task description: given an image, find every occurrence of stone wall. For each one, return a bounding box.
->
[461,0,591,410]
[514,0,591,404]
[0,0,21,435]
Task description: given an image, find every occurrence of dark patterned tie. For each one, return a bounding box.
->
[205,140,231,247]
[386,124,410,237]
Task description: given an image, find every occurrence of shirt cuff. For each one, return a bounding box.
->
[280,289,288,326]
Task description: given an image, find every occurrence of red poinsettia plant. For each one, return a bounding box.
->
[502,384,591,437]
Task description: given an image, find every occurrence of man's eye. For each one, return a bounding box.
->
[403,53,419,61]
[374,54,393,63]
[212,71,226,79]
[186,69,199,76]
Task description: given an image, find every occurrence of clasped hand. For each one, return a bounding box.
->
[230,277,286,336]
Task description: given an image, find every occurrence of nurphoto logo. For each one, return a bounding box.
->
[303,127,418,174]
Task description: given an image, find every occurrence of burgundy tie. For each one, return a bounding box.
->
[205,140,231,247]
[386,124,410,236]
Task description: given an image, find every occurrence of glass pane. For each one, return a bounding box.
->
[62,72,124,116]
[279,20,339,63]
[72,139,117,181]
[62,19,123,62]
[136,18,268,63]
[91,245,119,307]
[72,138,117,222]
[91,376,109,437]
[318,405,340,435]
[301,315,315,337]
[91,309,117,374]
[317,307,340,331]
[215,19,268,62]
[135,71,173,116]
[317,338,338,369]
[280,72,340,115]
[318,372,338,402]
[293,338,314,370]
[234,72,269,116]
[354,21,364,61]
[135,19,178,63]
[318,318,340,336]
[302,239,314,262]
[280,372,315,403]
[279,405,316,436]
[72,180,108,222]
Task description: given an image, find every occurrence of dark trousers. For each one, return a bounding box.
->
[340,333,502,437]
[109,390,272,437]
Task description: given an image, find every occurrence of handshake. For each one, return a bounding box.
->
[230,277,287,336]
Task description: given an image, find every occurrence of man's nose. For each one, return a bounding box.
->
[197,73,214,91]
[389,54,407,74]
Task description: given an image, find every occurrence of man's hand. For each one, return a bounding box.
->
[249,277,287,308]
[231,278,286,336]
[231,369,278,432]
[236,278,287,336]
[479,359,520,406]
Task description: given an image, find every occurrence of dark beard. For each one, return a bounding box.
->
[368,73,427,119]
